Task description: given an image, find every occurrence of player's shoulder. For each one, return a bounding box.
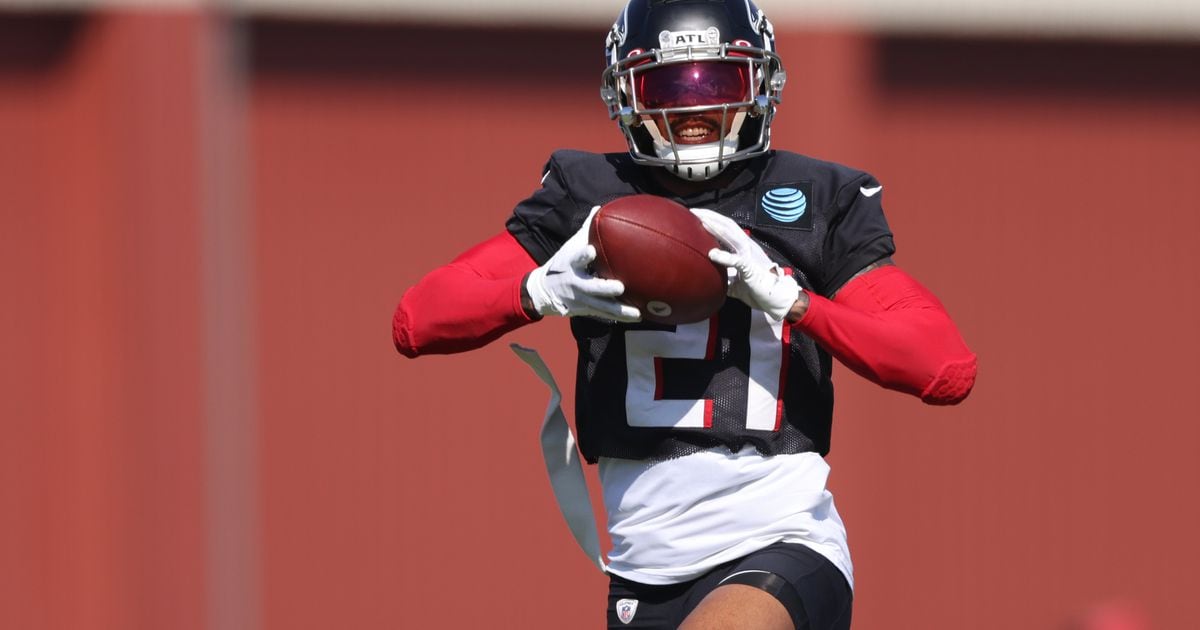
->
[546,149,637,176]
[543,149,644,203]
[763,150,875,186]
[547,148,625,165]
[761,150,879,209]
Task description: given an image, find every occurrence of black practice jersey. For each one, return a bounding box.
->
[507,150,895,463]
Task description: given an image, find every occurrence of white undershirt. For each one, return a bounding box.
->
[598,446,854,589]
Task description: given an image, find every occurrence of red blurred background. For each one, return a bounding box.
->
[1,7,1198,630]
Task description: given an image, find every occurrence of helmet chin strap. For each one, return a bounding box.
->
[666,161,725,181]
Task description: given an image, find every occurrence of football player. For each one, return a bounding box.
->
[393,1,978,628]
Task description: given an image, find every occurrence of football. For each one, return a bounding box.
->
[588,194,727,324]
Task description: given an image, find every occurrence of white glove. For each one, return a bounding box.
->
[690,208,801,321]
[525,206,642,322]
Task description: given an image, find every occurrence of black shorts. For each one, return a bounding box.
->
[606,542,852,629]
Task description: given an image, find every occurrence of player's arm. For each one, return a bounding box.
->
[392,231,540,358]
[784,259,977,405]
[693,209,976,405]
[394,209,640,358]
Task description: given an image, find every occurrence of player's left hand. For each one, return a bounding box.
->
[690,208,801,321]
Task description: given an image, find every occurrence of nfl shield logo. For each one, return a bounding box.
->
[616,598,639,625]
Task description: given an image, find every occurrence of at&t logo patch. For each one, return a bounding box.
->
[756,182,813,230]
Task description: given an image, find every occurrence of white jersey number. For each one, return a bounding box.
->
[625,309,788,431]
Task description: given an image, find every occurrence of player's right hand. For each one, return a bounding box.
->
[525,206,642,322]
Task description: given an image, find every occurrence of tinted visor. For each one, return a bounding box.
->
[634,61,751,110]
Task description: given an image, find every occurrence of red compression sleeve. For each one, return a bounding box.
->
[795,266,978,405]
[393,231,539,358]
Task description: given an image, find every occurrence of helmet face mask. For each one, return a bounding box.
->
[602,0,786,181]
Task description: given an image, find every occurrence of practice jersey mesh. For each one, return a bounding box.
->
[507,150,894,463]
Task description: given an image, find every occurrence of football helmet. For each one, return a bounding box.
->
[602,0,787,181]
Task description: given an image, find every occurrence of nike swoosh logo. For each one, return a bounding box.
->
[860,185,883,197]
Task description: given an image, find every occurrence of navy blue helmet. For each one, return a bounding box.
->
[602,0,787,181]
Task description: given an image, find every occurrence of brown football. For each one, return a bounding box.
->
[588,194,727,324]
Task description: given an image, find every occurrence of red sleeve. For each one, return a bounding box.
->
[393,231,540,358]
[794,265,978,405]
